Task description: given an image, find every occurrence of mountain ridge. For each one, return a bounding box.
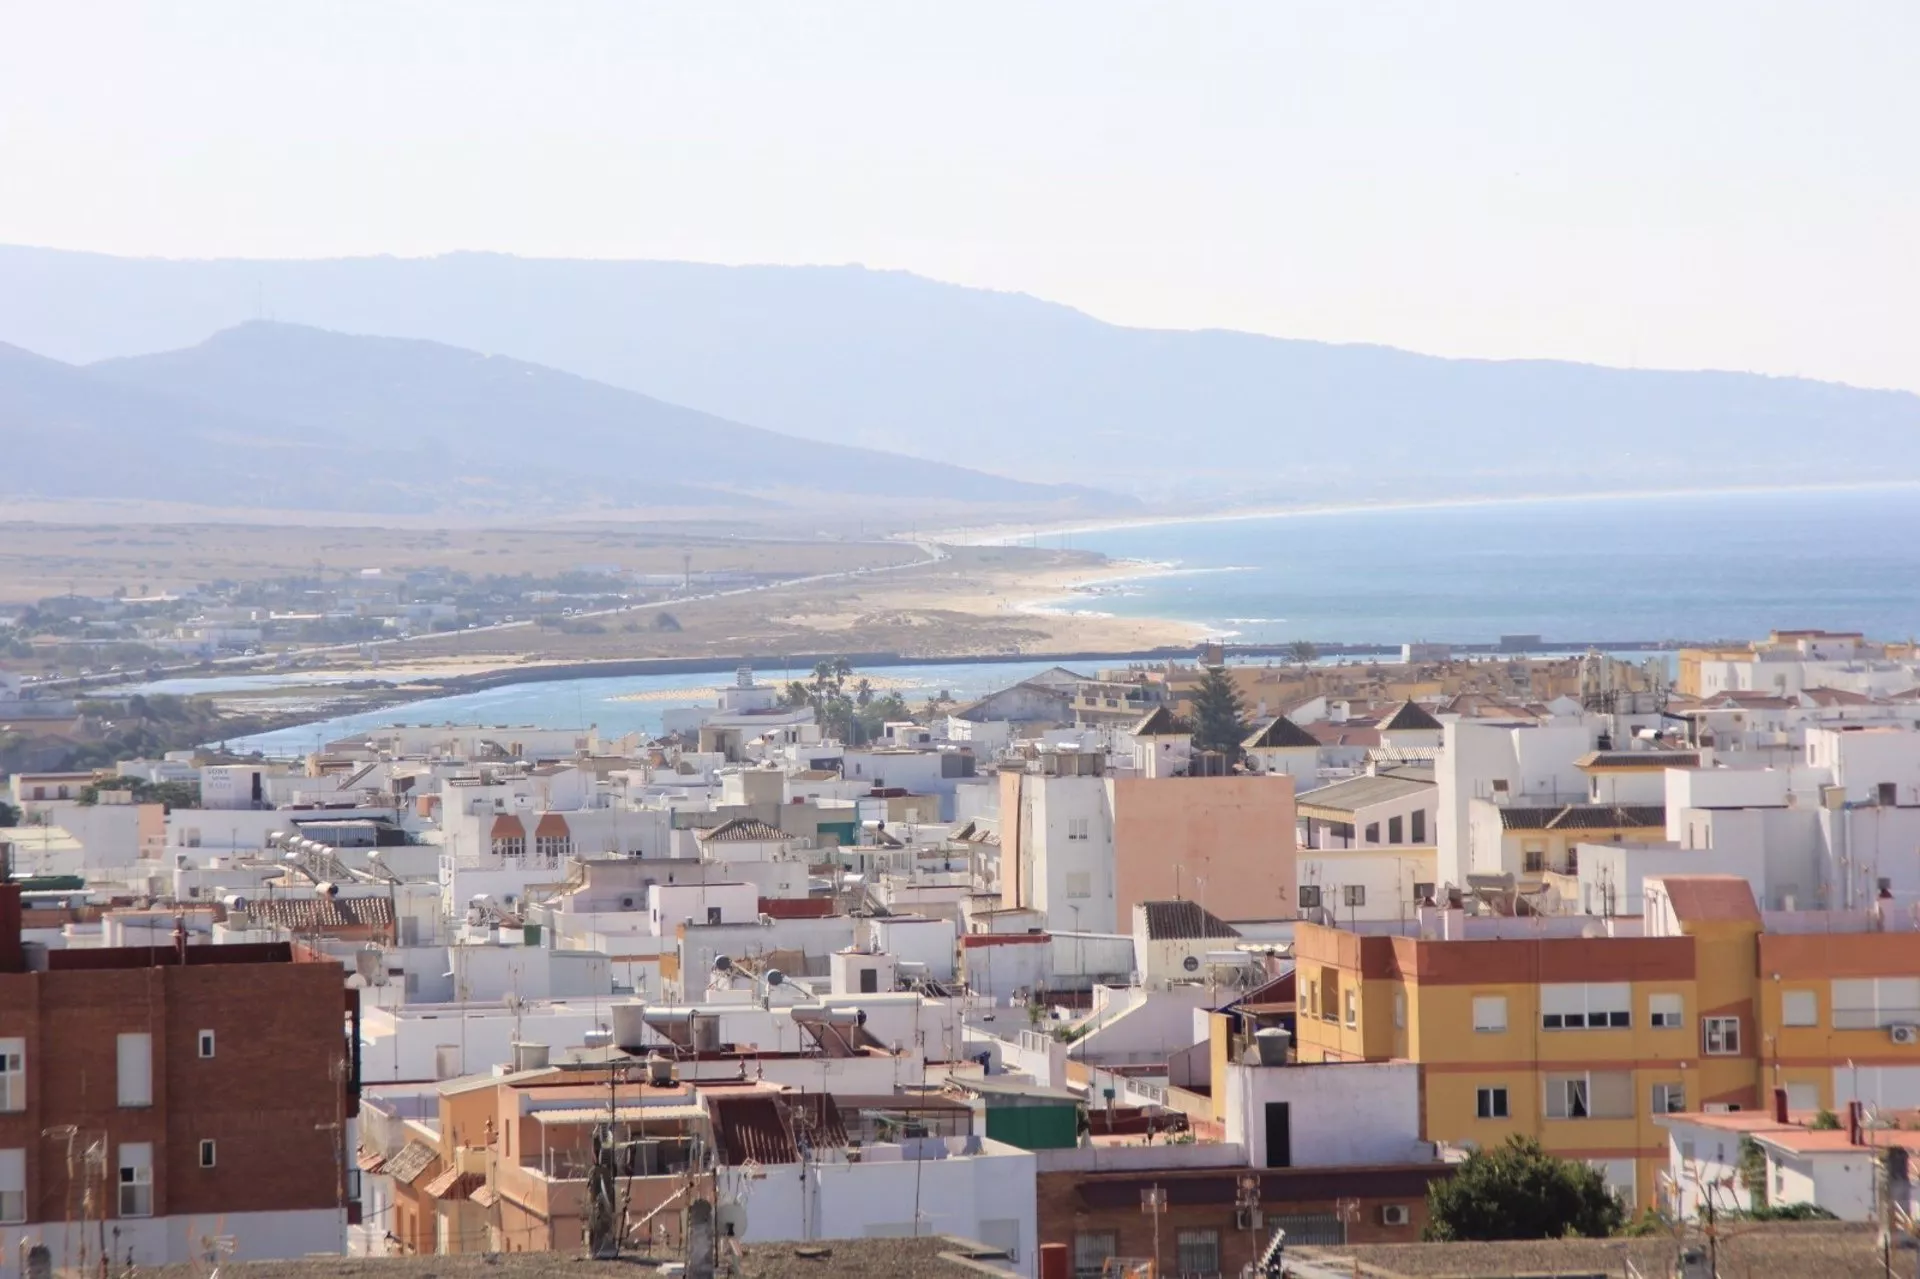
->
[2,320,1111,514]
[2,244,1917,500]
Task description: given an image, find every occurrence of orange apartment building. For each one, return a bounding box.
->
[1293,873,1920,1209]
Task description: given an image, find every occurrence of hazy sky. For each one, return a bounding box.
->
[3,3,1916,391]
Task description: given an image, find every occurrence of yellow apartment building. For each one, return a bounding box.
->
[1292,873,1920,1209]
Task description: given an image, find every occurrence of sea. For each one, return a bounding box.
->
[184,484,1920,756]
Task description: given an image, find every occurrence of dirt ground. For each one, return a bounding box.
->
[0,520,925,603]
[1302,1220,1895,1278]
[384,545,1202,663]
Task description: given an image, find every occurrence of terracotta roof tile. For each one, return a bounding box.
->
[1140,900,1239,941]
[248,895,394,933]
[1654,874,1761,924]
[698,817,786,842]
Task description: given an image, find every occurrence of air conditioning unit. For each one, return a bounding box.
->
[1380,1204,1411,1226]
[1892,1025,1918,1046]
[1235,1207,1263,1231]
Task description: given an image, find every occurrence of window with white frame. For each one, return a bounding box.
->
[1066,817,1090,841]
[1344,988,1357,1027]
[1393,990,1406,1029]
[1343,884,1366,907]
[1781,990,1818,1027]
[1649,993,1684,1029]
[1652,1082,1686,1113]
[1477,1086,1510,1119]
[199,1139,217,1168]
[1831,977,1920,1030]
[116,1033,152,1108]
[1473,995,1508,1033]
[1541,982,1631,1030]
[118,1143,153,1217]
[1298,885,1322,910]
[1704,1016,1741,1055]
[0,1149,22,1224]
[0,1040,21,1112]
[198,1030,216,1059]
[1175,1228,1220,1276]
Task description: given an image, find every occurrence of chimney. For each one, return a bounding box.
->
[1773,1088,1789,1124]
[1848,1099,1865,1145]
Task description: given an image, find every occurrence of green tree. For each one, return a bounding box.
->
[1424,1135,1626,1241]
[1288,639,1319,665]
[0,801,17,828]
[1188,664,1248,760]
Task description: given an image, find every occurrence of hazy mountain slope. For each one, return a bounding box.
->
[1,322,1103,513]
[3,244,1918,499]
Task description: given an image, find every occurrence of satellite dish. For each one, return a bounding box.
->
[856,1009,868,1026]
[715,1202,748,1237]
[713,954,735,973]
[764,968,785,987]
[1182,955,1201,972]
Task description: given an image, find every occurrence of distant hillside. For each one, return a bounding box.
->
[3,245,1919,500]
[0,322,1107,514]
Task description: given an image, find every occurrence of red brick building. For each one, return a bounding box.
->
[0,879,351,1264]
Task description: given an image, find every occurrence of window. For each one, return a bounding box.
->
[1343,884,1366,908]
[1175,1228,1220,1276]
[1653,1082,1686,1113]
[1298,885,1322,911]
[1541,983,1630,1030]
[534,831,572,860]
[1393,990,1406,1029]
[705,906,722,926]
[1547,1071,1634,1119]
[1782,990,1817,1027]
[116,1033,152,1108]
[1650,993,1684,1030]
[198,1030,216,1059]
[1344,988,1357,1028]
[1365,823,1380,844]
[1774,1164,1785,1196]
[1477,1086,1510,1119]
[1066,817,1090,841]
[1388,815,1404,844]
[199,1140,217,1168]
[0,1149,21,1224]
[1411,810,1427,843]
[1704,1016,1741,1055]
[1073,1231,1117,1279]
[118,1143,153,1217]
[1472,995,1508,1033]
[1064,872,1093,899]
[1523,844,1546,874]
[1552,1075,1590,1119]
[1831,977,1920,1029]
[0,1040,21,1112]
[1879,782,1898,806]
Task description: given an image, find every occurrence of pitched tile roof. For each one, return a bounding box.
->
[1496,803,1665,831]
[698,817,786,842]
[247,895,395,933]
[1296,771,1434,814]
[1243,716,1319,750]
[1380,700,1443,731]
[382,1140,437,1186]
[1654,874,1761,924]
[1575,750,1701,770]
[709,1093,799,1165]
[1140,899,1240,941]
[1132,705,1191,737]
[422,1167,487,1200]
